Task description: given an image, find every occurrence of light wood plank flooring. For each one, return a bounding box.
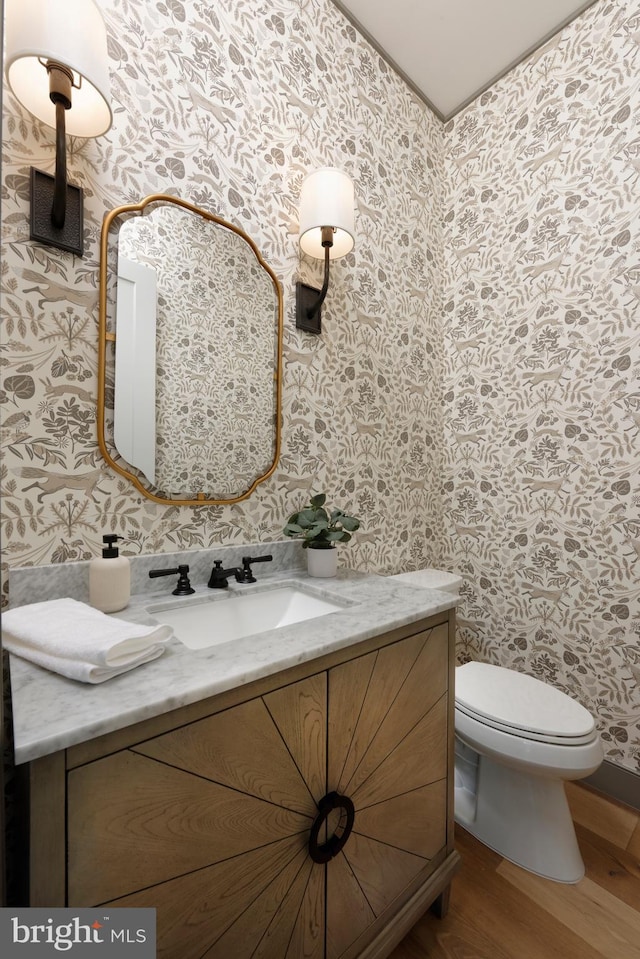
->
[389,782,640,959]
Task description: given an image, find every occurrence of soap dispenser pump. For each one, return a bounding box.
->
[89,534,131,613]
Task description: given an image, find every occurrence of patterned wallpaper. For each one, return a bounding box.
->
[440,0,640,773]
[1,0,444,578]
[1,0,638,776]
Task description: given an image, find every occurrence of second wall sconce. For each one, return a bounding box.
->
[4,0,113,257]
[296,168,355,334]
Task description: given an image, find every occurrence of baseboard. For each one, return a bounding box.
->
[584,759,640,811]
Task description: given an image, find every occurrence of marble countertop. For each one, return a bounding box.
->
[8,568,456,765]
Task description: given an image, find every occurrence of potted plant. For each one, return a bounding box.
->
[283,492,361,577]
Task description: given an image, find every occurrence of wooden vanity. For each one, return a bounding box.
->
[23,608,459,959]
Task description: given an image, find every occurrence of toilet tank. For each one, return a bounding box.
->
[387,568,462,594]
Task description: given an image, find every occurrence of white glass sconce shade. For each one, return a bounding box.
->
[299,168,355,260]
[4,0,112,137]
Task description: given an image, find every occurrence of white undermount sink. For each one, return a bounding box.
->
[147,585,347,650]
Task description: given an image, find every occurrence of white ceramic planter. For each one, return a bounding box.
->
[306,547,337,578]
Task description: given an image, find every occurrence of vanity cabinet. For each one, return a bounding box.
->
[26,612,459,959]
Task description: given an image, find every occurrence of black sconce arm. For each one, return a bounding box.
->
[29,59,85,257]
[47,61,73,229]
[52,99,68,228]
[295,225,335,334]
[305,242,331,322]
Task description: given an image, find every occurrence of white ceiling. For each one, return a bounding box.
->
[332,0,600,120]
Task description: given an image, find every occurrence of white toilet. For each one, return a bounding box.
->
[455,660,603,883]
[388,567,604,883]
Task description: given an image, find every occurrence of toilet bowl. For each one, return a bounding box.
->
[455,661,603,883]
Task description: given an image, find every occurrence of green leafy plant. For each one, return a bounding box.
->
[283,493,360,549]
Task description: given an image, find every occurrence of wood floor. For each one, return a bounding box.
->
[389,782,640,959]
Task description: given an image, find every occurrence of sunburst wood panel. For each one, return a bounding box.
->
[246,853,325,959]
[329,630,430,794]
[352,695,448,808]
[326,848,376,959]
[326,652,376,795]
[279,860,325,959]
[342,831,428,916]
[133,695,315,815]
[342,624,448,796]
[326,629,450,958]
[68,750,311,905]
[69,673,329,957]
[263,671,327,805]
[354,780,447,860]
[106,836,305,959]
[204,844,324,959]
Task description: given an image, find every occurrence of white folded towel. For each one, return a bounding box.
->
[2,598,173,684]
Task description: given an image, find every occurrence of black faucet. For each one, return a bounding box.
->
[207,561,242,589]
[149,564,195,595]
[207,554,273,589]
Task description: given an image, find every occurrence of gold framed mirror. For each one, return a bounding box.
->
[98,194,283,505]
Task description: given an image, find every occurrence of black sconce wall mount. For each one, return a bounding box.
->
[5,0,113,258]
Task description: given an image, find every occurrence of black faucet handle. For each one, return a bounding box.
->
[149,563,195,596]
[236,554,273,584]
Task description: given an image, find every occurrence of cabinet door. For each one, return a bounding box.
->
[66,622,450,959]
[326,624,449,959]
[67,672,327,959]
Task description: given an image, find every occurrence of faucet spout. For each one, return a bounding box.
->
[207,561,242,589]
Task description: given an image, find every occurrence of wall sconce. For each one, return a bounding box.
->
[5,0,112,257]
[296,168,355,334]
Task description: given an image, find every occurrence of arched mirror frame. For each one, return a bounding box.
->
[97,193,284,506]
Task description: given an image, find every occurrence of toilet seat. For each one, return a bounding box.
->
[455,662,597,746]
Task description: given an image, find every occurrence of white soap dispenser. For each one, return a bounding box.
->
[89,534,130,613]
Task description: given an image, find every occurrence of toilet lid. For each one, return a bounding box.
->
[455,662,596,741]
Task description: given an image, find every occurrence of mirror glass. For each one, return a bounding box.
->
[98,195,283,505]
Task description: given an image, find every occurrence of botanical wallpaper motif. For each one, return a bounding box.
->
[1,6,443,585]
[440,0,640,772]
[1,0,639,777]
[117,201,277,498]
